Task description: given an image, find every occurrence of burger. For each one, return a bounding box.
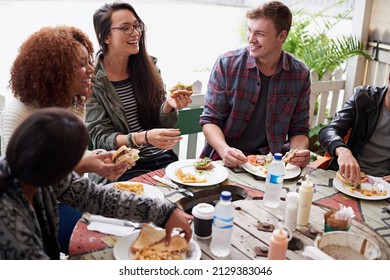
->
[169,82,193,98]
[194,157,213,170]
[336,170,367,187]
[112,145,140,164]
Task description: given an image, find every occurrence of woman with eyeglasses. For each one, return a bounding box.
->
[87,2,192,184]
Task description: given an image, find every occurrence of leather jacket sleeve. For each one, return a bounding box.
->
[318,87,362,157]
[318,85,384,158]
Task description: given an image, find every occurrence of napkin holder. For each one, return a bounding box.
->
[324,210,350,232]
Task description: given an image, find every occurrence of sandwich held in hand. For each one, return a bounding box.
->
[283,149,298,163]
[112,145,139,164]
[169,82,193,98]
[131,224,189,260]
[336,170,367,187]
[194,157,214,170]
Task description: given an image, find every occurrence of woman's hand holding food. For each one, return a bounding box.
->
[163,82,193,112]
[165,94,192,110]
[147,128,182,150]
[335,146,361,186]
[74,151,131,180]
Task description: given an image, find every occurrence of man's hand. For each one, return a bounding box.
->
[335,147,361,186]
[220,147,248,167]
[288,149,311,168]
[382,175,390,183]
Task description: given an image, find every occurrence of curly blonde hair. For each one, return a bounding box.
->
[9,26,94,108]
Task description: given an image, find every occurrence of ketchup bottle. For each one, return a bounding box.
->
[267,228,289,260]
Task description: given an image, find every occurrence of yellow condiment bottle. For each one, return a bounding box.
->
[297,179,314,226]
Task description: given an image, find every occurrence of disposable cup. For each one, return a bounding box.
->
[192,203,214,239]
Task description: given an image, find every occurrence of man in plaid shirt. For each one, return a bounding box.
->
[200,1,311,168]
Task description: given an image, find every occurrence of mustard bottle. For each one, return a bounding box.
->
[297,179,314,226]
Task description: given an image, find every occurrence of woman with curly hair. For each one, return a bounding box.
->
[0,25,131,253]
[0,108,192,259]
[1,25,130,179]
[87,2,192,183]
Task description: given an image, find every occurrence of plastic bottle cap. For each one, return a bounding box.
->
[273,228,288,241]
[274,153,283,160]
[220,191,232,201]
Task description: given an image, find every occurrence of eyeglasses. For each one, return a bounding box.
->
[110,22,144,35]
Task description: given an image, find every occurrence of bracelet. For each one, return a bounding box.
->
[131,132,144,148]
[126,133,133,148]
[145,130,149,145]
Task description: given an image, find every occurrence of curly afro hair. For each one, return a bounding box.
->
[9,25,94,108]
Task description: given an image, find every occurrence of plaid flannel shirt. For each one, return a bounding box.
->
[200,47,310,159]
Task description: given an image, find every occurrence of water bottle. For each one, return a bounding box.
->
[210,191,235,257]
[263,153,285,208]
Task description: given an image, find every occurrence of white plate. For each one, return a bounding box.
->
[113,230,201,260]
[105,182,164,200]
[165,159,228,186]
[241,162,301,180]
[333,175,390,200]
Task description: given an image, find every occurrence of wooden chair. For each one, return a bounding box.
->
[174,107,203,159]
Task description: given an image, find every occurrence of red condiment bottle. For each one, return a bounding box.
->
[267,228,289,260]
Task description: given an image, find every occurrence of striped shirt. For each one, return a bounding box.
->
[112,78,165,158]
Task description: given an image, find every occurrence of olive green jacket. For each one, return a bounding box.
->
[86,54,178,151]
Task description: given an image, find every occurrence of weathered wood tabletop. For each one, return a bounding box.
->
[68,162,390,260]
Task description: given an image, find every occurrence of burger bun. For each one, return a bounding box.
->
[112,145,140,164]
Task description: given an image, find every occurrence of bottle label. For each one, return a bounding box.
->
[213,216,233,229]
[269,174,284,184]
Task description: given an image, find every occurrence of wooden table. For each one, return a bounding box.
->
[68,163,390,260]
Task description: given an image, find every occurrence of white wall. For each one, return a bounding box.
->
[0,0,246,105]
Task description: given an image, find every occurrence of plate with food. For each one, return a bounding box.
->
[113,224,201,260]
[333,171,390,200]
[241,153,301,180]
[105,182,164,200]
[165,158,228,187]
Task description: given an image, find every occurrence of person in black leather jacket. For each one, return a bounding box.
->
[318,73,390,185]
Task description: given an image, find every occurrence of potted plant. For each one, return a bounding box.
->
[283,0,371,80]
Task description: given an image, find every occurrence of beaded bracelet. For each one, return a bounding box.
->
[126,133,133,148]
[131,132,143,148]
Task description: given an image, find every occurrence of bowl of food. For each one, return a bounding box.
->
[314,231,381,260]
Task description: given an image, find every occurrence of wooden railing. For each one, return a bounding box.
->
[309,68,346,128]
[176,72,347,159]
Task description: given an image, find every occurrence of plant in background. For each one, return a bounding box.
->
[283,0,371,80]
[308,123,326,156]
[239,0,371,80]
